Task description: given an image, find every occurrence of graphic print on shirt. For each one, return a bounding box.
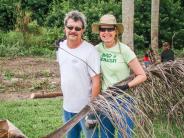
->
[101,52,117,63]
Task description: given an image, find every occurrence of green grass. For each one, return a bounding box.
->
[0,98,62,138]
[0,98,183,138]
[152,119,183,138]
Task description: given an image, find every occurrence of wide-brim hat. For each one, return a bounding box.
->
[92,14,124,34]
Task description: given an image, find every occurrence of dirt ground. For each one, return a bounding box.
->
[1,57,181,101]
[0,57,61,101]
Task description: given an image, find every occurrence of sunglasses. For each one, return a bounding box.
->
[66,26,82,31]
[99,27,116,32]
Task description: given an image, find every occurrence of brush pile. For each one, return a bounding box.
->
[89,59,184,137]
[134,60,184,128]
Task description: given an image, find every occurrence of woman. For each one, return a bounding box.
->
[92,14,147,138]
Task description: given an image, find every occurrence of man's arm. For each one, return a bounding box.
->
[91,74,101,97]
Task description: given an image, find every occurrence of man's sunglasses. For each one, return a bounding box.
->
[99,27,116,32]
[66,26,82,31]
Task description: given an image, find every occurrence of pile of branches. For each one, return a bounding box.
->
[133,60,184,128]
[90,59,184,137]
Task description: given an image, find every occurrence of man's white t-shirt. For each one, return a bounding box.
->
[57,40,100,113]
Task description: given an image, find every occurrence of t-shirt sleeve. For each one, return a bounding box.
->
[87,48,100,77]
[56,41,64,62]
[122,45,136,64]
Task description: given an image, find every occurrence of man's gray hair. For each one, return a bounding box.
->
[64,10,87,29]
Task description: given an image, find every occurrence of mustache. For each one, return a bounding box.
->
[69,32,78,36]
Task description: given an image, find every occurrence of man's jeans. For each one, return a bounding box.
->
[100,97,134,138]
[64,110,99,138]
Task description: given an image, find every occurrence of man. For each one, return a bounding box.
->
[161,42,174,62]
[57,10,100,138]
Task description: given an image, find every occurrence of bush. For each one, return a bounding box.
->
[0,43,21,57]
[27,20,42,35]
[2,31,24,46]
[175,48,184,58]
[0,31,24,57]
[26,46,55,57]
[0,26,62,57]
[134,34,145,50]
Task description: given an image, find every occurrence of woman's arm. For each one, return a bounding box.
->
[127,58,147,88]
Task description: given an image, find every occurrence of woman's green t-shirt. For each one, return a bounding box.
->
[96,42,136,91]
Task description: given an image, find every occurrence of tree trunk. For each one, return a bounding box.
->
[151,0,160,63]
[122,0,134,50]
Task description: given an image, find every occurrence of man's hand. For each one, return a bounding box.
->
[85,112,98,129]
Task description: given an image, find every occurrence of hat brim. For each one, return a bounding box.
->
[92,23,124,34]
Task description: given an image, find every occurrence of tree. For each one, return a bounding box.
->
[134,0,151,50]
[122,0,134,50]
[0,1,17,31]
[20,0,52,25]
[159,0,184,49]
[151,0,160,63]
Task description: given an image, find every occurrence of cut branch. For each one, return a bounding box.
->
[30,92,62,99]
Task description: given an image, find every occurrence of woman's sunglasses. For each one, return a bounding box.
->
[66,26,82,31]
[99,27,116,32]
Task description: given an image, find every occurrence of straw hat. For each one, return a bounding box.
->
[92,14,124,34]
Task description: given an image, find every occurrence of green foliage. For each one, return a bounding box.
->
[20,0,52,25]
[45,0,122,44]
[0,0,184,57]
[0,31,24,57]
[159,0,184,49]
[135,0,151,49]
[0,25,61,57]
[0,1,17,31]
[41,27,64,47]
[175,48,184,57]
[134,34,145,49]
[172,29,184,49]
[45,0,70,27]
[27,20,42,34]
[1,31,24,46]
[82,0,122,44]
[135,0,184,49]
